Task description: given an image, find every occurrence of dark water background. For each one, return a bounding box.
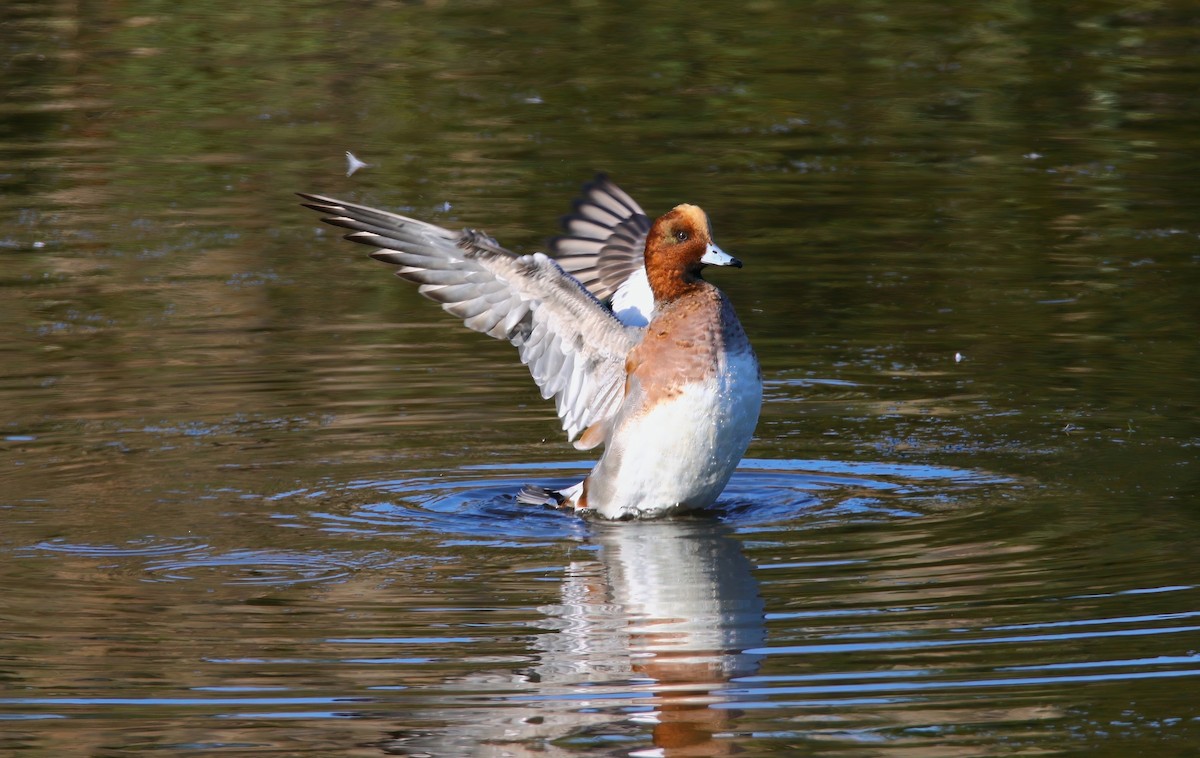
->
[2,1,1199,755]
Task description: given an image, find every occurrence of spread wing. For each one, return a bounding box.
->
[299,193,639,450]
[548,174,652,304]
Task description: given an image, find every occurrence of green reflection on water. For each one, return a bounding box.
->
[1,0,1199,754]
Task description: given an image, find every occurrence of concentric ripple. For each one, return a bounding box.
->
[276,457,1009,542]
[141,548,391,585]
[25,536,206,558]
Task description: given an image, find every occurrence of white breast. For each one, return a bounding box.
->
[590,349,762,519]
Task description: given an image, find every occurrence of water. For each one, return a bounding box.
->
[2,0,1199,755]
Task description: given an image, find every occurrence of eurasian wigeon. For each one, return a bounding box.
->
[299,176,762,519]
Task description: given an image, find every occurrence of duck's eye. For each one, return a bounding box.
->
[674,230,689,242]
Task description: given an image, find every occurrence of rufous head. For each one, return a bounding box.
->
[644,204,741,303]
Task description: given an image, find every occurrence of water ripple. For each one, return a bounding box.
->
[142,548,394,586]
[277,457,1007,543]
[26,536,205,558]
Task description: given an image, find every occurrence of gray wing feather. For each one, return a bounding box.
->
[299,193,638,448]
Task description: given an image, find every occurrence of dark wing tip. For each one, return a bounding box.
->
[583,171,611,190]
[297,192,342,216]
[297,191,329,205]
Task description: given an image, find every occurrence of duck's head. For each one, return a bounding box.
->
[644,204,741,302]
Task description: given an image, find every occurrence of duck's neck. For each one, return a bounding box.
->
[649,266,706,304]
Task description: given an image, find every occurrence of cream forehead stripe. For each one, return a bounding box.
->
[668,204,712,237]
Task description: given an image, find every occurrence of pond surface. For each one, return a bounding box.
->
[2,0,1199,755]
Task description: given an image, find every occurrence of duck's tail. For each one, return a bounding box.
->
[516,480,585,510]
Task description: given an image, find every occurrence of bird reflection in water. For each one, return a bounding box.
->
[381,517,765,756]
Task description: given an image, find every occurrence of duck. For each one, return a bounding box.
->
[299,175,761,519]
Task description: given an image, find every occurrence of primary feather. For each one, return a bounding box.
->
[298,193,641,449]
